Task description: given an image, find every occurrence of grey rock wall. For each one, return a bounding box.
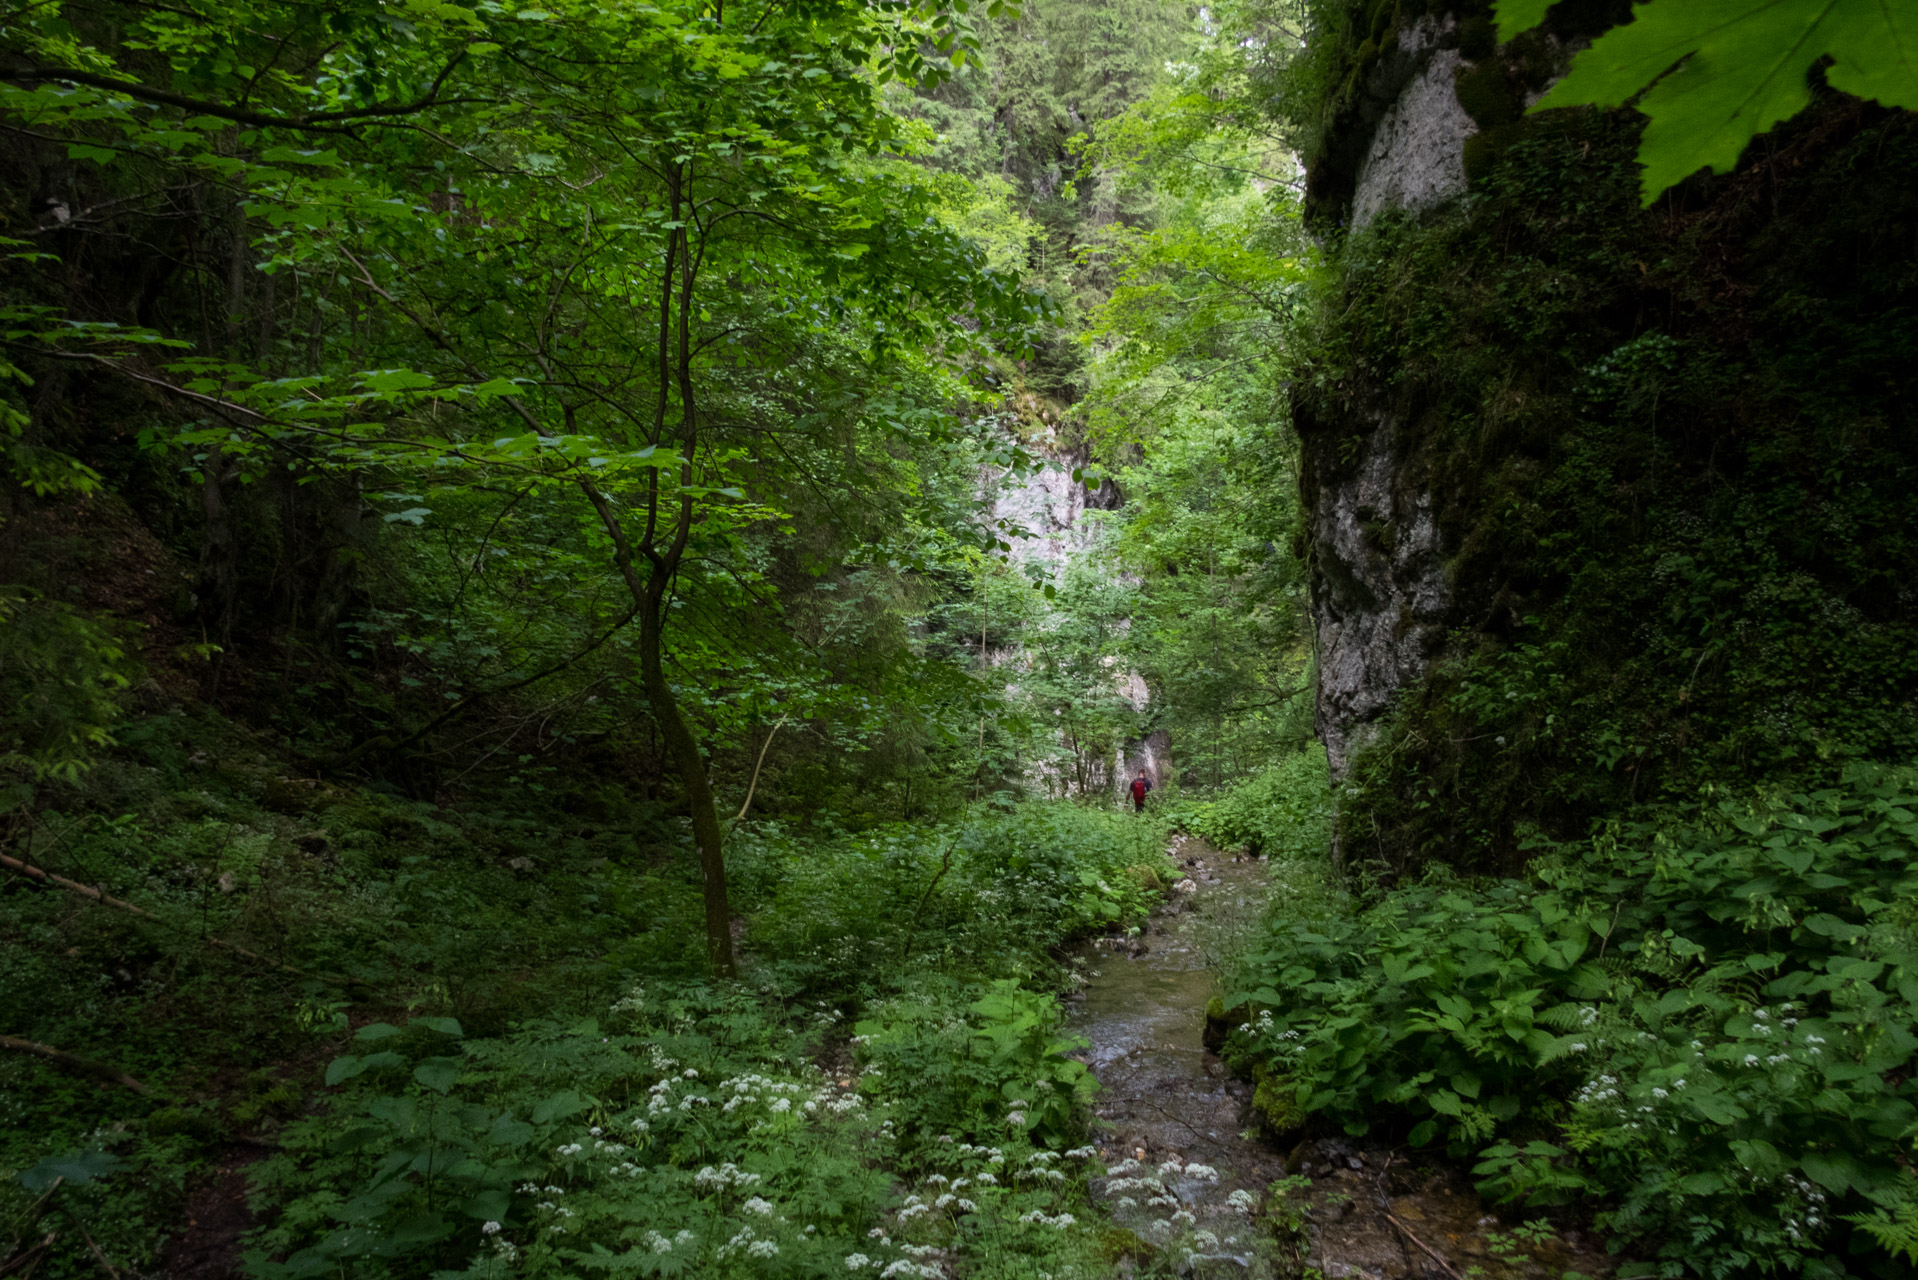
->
[1306,412,1450,782]
[1350,38,1476,227]
[1305,18,1478,780]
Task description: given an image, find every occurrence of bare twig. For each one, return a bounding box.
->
[1383,1210,1465,1280]
[733,715,788,823]
[899,825,967,961]
[76,1223,123,1280]
[0,1232,56,1279]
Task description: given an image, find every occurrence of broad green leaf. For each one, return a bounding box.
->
[487,1112,536,1145]
[17,1148,119,1192]
[1492,0,1555,43]
[532,1089,584,1123]
[463,1187,512,1220]
[1801,1149,1861,1193]
[1531,0,1918,204]
[355,1021,404,1040]
[414,1057,462,1094]
[411,1016,464,1037]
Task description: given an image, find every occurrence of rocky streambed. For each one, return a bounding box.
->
[1066,835,1612,1280]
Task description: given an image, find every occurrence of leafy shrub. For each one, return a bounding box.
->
[0,587,130,786]
[852,978,1097,1150]
[1166,747,1331,858]
[1224,762,1918,1279]
[740,803,1173,999]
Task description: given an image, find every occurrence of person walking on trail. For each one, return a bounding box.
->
[1130,769,1152,813]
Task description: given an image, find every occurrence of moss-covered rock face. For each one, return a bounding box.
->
[1295,11,1918,874]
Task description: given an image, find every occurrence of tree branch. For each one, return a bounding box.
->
[1,50,477,134]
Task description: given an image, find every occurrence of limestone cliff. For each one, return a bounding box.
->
[1293,2,1918,873]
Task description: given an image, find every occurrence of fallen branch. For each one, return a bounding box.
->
[0,852,370,994]
[0,1232,56,1280]
[0,1036,150,1095]
[1,1179,63,1279]
[0,852,294,972]
[1383,1209,1465,1280]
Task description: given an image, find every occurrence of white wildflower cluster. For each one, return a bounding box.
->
[877,1262,940,1279]
[642,1229,697,1254]
[1227,1188,1258,1215]
[1017,1165,1067,1185]
[1181,1163,1220,1183]
[592,1131,630,1158]
[717,1225,779,1260]
[1574,1073,1624,1112]
[1018,1209,1077,1229]
[717,1072,851,1121]
[609,984,646,1016]
[742,1196,776,1216]
[486,1231,520,1264]
[1780,1173,1829,1244]
[693,1162,764,1190]
[951,1143,1005,1164]
[1103,1162,1174,1211]
[1062,1145,1098,1160]
[1189,1229,1221,1251]
[555,1142,584,1158]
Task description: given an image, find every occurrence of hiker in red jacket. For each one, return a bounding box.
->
[1130,769,1152,812]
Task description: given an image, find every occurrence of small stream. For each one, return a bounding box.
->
[1066,835,1613,1280]
[1068,834,1288,1275]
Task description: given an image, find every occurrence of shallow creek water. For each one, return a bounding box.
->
[1066,834,1287,1275]
[1065,835,1613,1280]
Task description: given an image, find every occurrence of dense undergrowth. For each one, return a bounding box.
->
[0,716,1175,1279]
[1221,762,1918,1279]
[1160,748,1332,862]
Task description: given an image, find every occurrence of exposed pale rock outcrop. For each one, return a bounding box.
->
[1304,412,1448,782]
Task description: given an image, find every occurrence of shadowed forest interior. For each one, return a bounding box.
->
[3,1,1917,1278]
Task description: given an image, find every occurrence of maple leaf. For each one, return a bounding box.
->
[1493,0,1918,204]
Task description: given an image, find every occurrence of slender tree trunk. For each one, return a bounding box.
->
[198,448,236,698]
[569,163,735,976]
[636,576,734,975]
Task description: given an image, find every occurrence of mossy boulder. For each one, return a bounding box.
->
[1251,1068,1309,1138]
